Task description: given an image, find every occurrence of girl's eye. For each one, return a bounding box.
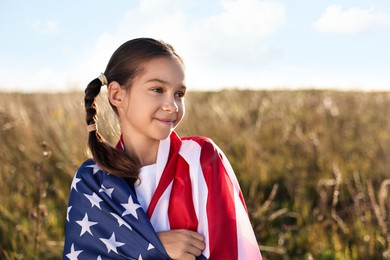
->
[175,91,185,98]
[152,87,164,93]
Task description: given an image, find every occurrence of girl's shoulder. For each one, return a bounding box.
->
[74,158,107,181]
[77,158,101,172]
[181,135,216,147]
[180,135,223,158]
[79,158,96,167]
[72,159,130,193]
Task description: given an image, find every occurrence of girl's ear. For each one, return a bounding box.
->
[108,81,126,107]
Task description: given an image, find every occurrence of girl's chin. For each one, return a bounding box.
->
[155,129,173,141]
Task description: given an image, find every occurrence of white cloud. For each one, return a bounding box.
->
[190,0,285,66]
[70,32,121,85]
[241,65,390,91]
[0,66,68,92]
[207,0,285,38]
[313,5,390,35]
[32,68,65,90]
[32,20,60,35]
[68,0,286,90]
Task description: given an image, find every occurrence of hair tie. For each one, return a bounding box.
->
[87,123,98,132]
[98,73,108,86]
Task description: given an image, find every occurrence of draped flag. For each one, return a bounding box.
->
[63,159,171,259]
[63,132,262,259]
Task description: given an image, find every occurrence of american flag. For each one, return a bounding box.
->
[63,159,172,259]
[63,132,262,259]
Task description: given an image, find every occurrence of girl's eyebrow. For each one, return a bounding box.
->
[146,78,187,89]
[146,78,167,84]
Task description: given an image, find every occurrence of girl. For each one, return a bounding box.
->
[63,38,262,260]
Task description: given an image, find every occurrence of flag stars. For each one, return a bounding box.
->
[87,163,101,175]
[138,243,154,259]
[76,213,98,236]
[99,232,125,254]
[121,195,141,219]
[99,184,114,199]
[111,212,132,230]
[67,206,72,222]
[147,243,154,250]
[71,175,81,192]
[66,243,83,260]
[85,192,103,209]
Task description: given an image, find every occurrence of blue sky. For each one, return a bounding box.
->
[1,0,389,92]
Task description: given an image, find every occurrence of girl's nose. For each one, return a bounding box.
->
[162,96,179,113]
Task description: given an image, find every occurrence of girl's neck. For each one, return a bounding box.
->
[121,133,159,167]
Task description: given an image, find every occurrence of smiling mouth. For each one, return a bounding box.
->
[155,118,175,125]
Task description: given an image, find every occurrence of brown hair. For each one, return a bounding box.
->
[84,38,182,183]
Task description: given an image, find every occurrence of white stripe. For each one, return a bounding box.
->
[234,190,262,259]
[179,140,211,258]
[155,136,170,186]
[149,181,172,232]
[137,136,171,233]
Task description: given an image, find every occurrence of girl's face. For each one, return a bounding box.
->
[119,56,186,144]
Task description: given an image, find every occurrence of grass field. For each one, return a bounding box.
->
[0,89,389,259]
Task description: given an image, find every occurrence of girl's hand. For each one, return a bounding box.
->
[157,229,205,260]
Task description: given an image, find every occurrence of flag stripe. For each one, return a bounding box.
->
[179,140,211,258]
[146,133,180,219]
[197,138,238,259]
[168,156,198,231]
[218,148,248,213]
[97,132,262,259]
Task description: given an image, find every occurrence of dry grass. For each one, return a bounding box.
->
[0,89,389,259]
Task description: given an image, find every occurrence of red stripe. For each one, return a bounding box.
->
[118,133,199,230]
[194,137,238,259]
[238,190,248,213]
[146,133,181,219]
[168,156,198,231]
[116,135,124,151]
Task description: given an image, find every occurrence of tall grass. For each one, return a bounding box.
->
[0,90,389,259]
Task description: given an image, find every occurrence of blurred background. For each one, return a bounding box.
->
[0,1,390,259]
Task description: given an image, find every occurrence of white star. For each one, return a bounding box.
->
[85,192,103,209]
[99,184,114,198]
[76,213,98,236]
[147,243,154,250]
[99,232,125,254]
[71,175,81,192]
[97,256,102,260]
[138,255,143,260]
[121,195,141,219]
[111,212,132,230]
[87,164,101,175]
[66,206,72,222]
[66,243,83,260]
